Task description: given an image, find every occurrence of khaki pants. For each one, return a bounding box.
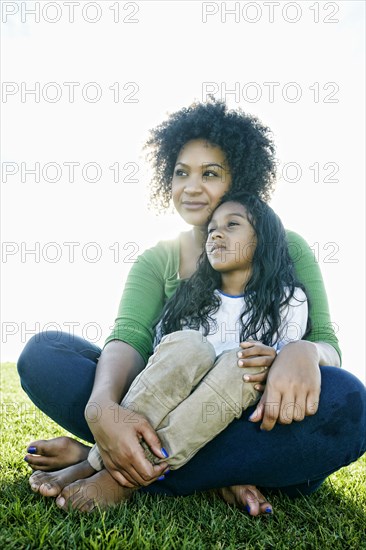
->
[88,330,261,471]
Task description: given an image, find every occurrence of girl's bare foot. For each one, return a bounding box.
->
[24,437,91,471]
[55,469,134,513]
[29,460,95,497]
[218,485,273,516]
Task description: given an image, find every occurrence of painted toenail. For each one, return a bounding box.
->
[24,456,29,462]
[265,507,272,514]
[161,448,169,458]
[27,447,37,454]
[158,475,165,481]
[245,505,251,513]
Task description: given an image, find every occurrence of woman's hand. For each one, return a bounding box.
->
[237,341,276,388]
[86,401,169,488]
[248,340,321,431]
[85,341,169,488]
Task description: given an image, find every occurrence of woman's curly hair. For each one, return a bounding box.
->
[145,97,277,211]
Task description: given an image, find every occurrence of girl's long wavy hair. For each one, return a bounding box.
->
[157,191,310,346]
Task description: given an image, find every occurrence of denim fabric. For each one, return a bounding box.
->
[17,331,100,442]
[17,331,366,498]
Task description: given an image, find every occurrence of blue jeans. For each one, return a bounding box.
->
[17,331,366,499]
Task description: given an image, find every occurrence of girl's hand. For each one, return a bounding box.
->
[237,341,276,389]
[86,402,169,488]
[248,340,321,431]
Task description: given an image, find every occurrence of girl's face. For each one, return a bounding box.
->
[205,201,257,273]
[172,139,232,227]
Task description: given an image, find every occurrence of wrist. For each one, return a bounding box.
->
[277,340,320,364]
[84,396,116,429]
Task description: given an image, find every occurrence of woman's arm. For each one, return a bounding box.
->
[85,340,168,488]
[248,340,334,431]
[247,340,340,431]
[286,230,341,361]
[315,341,341,367]
[245,232,341,430]
[85,240,177,486]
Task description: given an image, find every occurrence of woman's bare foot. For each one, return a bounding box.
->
[24,437,91,471]
[218,485,273,516]
[55,469,134,513]
[29,460,95,497]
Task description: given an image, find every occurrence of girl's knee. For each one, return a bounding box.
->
[159,330,216,362]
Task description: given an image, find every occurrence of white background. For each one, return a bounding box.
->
[1,0,365,382]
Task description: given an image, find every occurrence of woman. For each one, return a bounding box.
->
[18,99,366,515]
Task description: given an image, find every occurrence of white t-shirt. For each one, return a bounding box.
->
[198,288,308,356]
[155,287,308,356]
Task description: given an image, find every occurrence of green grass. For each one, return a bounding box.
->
[1,362,365,550]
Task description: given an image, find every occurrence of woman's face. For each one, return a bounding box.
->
[171,139,232,227]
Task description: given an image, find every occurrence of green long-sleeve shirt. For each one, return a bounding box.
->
[105,230,341,364]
